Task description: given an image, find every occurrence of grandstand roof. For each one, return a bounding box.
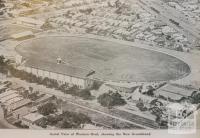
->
[25,59,93,79]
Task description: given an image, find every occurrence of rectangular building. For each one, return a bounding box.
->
[22,113,44,126]
[21,59,95,89]
[7,99,32,112]
[11,31,34,40]
[16,17,45,29]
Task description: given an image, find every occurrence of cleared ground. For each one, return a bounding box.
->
[16,36,190,82]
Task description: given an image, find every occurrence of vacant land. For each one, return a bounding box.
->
[16,36,190,82]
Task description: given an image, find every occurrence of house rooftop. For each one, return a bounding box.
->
[167,103,185,111]
[22,113,44,123]
[8,99,32,111]
[4,97,24,106]
[0,93,20,103]
[0,90,17,99]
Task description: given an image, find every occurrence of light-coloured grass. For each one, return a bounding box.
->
[16,36,190,82]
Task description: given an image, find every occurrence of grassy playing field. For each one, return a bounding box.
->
[16,36,190,82]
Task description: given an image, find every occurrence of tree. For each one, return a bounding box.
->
[38,102,57,116]
[176,45,184,52]
[98,93,113,107]
[136,101,147,111]
[58,83,69,92]
[97,92,126,108]
[150,99,163,109]
[190,91,200,104]
[145,88,155,96]
[28,92,38,101]
[150,106,163,117]
[0,55,10,65]
[0,0,5,9]
[36,118,48,128]
[78,89,92,100]
[14,121,29,129]
[0,55,5,65]
[29,86,33,93]
[0,55,10,74]
[91,80,103,90]
[191,91,198,97]
[176,97,189,103]
[46,115,62,126]
[20,89,29,98]
[56,111,91,129]
[41,20,54,30]
[79,8,93,15]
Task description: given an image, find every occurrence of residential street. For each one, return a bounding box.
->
[134,0,200,45]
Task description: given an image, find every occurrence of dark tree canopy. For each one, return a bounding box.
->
[97,91,126,107]
[0,0,5,9]
[190,91,200,104]
[56,111,91,129]
[38,102,57,116]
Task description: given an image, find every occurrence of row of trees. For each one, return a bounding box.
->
[58,85,93,100]
[36,111,91,129]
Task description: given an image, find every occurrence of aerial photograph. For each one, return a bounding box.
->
[0,0,200,131]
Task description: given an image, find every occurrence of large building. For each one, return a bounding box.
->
[18,59,95,89]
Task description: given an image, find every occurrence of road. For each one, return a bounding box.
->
[134,0,200,46]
